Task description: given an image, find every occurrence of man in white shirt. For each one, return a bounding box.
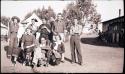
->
[70,17,83,66]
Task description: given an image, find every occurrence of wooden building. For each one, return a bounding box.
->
[102,16,124,47]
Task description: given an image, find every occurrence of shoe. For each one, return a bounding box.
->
[71,61,75,64]
[61,60,65,63]
[78,62,83,66]
[12,60,16,65]
[7,55,11,59]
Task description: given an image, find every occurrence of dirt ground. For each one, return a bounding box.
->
[1,34,124,73]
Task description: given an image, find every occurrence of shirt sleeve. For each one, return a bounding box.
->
[32,35,36,44]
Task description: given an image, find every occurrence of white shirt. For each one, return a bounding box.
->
[70,24,82,35]
[17,24,26,39]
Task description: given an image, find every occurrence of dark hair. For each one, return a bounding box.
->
[39,35,47,43]
[11,16,20,23]
[26,28,32,33]
[31,18,38,22]
[57,13,62,16]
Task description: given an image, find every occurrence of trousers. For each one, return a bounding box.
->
[8,33,19,56]
[70,34,82,64]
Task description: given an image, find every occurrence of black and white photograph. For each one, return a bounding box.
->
[0,0,124,73]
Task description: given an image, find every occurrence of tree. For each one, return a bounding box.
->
[64,0,101,29]
[24,6,56,20]
[1,16,10,27]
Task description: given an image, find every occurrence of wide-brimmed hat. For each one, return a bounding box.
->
[11,16,20,23]
[31,18,38,22]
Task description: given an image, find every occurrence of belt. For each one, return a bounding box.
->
[72,33,79,36]
[11,32,17,33]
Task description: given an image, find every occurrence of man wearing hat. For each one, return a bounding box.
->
[7,16,20,64]
[27,18,38,37]
[70,17,83,66]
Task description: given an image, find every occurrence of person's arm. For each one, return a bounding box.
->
[70,26,74,35]
[79,25,83,35]
[36,32,40,40]
[21,34,25,50]
[45,26,51,33]
[54,22,57,32]
[8,21,11,42]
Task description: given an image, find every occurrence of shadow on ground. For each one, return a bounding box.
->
[80,37,123,47]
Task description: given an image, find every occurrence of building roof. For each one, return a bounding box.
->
[0,23,8,29]
[102,16,124,25]
[21,13,43,27]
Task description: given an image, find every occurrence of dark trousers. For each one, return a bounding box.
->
[70,34,82,64]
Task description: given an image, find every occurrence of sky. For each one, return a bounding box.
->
[1,0,124,22]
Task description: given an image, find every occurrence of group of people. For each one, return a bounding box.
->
[7,13,83,69]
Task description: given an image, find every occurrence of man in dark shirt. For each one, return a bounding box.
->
[21,28,36,66]
[36,18,51,43]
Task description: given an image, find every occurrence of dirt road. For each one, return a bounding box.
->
[1,34,124,73]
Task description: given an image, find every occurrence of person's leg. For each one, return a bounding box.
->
[32,56,38,68]
[70,36,76,63]
[59,33,65,42]
[61,53,65,62]
[46,50,52,66]
[8,35,14,58]
[11,36,20,65]
[75,35,82,65]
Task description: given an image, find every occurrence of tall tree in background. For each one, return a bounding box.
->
[64,0,101,29]
[24,6,56,20]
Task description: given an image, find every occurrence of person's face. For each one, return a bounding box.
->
[74,19,78,25]
[13,19,18,23]
[41,38,46,44]
[31,20,35,24]
[26,29,31,34]
[57,15,62,20]
[56,36,60,41]
[42,19,46,24]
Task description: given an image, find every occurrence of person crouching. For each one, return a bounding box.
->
[21,28,36,66]
[32,37,51,69]
[52,32,65,65]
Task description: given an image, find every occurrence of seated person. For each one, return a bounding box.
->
[32,37,51,68]
[51,32,65,65]
[21,28,36,66]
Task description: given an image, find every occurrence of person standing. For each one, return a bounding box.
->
[36,18,51,42]
[49,17,55,42]
[54,13,66,42]
[54,13,66,62]
[27,18,38,37]
[7,16,20,64]
[70,17,83,66]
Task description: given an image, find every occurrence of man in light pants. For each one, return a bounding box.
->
[70,17,83,66]
[54,13,66,62]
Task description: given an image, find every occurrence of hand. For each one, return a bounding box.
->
[21,47,24,50]
[8,38,10,42]
[7,38,10,44]
[26,46,30,48]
